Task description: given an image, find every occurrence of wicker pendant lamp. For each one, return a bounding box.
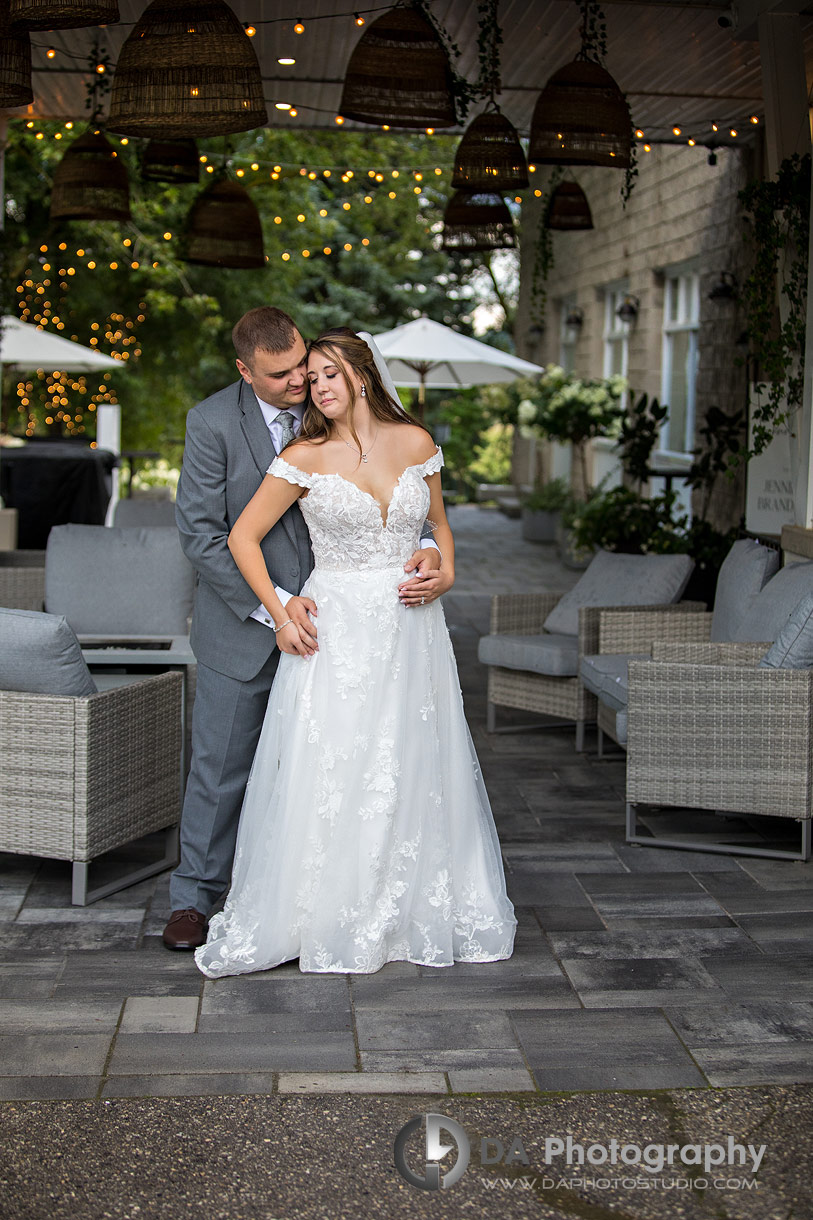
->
[182,179,264,268]
[107,0,267,139]
[529,58,631,168]
[8,1,120,29]
[142,137,199,184]
[0,7,33,108]
[49,128,130,221]
[546,180,593,230]
[452,108,528,191]
[339,5,456,129]
[441,191,515,252]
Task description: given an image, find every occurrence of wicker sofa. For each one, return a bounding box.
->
[580,538,783,754]
[0,550,45,611]
[477,550,697,750]
[0,607,183,904]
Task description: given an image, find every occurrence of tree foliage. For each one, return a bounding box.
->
[2,122,504,454]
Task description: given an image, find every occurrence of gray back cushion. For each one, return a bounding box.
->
[46,524,195,635]
[543,550,694,637]
[759,593,813,669]
[0,607,97,696]
[710,539,781,642]
[113,498,178,528]
[733,562,813,642]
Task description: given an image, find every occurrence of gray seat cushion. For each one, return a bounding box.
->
[710,538,780,641]
[543,550,694,637]
[580,653,650,712]
[113,498,178,528]
[477,632,580,677]
[733,562,813,642]
[759,593,813,669]
[46,524,195,636]
[0,607,97,697]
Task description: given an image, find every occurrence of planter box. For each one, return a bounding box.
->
[556,520,594,570]
[521,508,559,543]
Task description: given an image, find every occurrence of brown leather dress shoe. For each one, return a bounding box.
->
[162,908,208,951]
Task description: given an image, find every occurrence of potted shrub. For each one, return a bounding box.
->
[520,477,572,542]
[516,365,627,501]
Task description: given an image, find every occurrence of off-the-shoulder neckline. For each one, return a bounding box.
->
[271,447,442,530]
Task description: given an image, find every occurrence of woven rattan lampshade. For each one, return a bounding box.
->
[441,191,515,252]
[339,6,456,129]
[50,128,130,221]
[451,110,528,191]
[142,137,199,183]
[529,58,631,169]
[0,9,32,108]
[9,1,120,29]
[183,179,264,268]
[547,180,593,230]
[107,0,267,139]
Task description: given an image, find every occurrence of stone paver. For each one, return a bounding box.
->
[0,506,812,1104]
[277,1072,448,1094]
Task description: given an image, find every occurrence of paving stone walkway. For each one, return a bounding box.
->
[2,506,813,1103]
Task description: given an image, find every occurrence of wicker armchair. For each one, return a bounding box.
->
[0,671,183,903]
[482,594,703,751]
[626,641,812,861]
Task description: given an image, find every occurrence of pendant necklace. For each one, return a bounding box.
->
[338,426,379,463]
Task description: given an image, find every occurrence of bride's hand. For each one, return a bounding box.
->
[279,596,318,656]
[398,565,454,607]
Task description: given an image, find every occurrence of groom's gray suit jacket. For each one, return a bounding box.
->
[175,378,313,682]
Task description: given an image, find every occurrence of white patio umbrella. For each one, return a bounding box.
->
[0,316,119,373]
[0,317,120,512]
[372,317,544,405]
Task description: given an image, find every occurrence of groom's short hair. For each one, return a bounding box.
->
[232,308,300,365]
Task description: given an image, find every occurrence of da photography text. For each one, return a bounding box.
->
[393,1115,766,1193]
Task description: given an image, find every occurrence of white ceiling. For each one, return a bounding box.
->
[13,0,813,145]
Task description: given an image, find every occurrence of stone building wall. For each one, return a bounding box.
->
[515,142,757,531]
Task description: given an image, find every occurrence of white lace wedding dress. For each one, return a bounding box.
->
[195,446,516,977]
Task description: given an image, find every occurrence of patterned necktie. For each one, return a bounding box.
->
[276,410,297,449]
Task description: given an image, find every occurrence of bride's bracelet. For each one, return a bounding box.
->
[274,618,294,633]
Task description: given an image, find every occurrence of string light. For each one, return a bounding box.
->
[750,115,759,124]
[46,48,55,59]
[245,24,256,36]
[672,126,681,136]
[278,57,295,65]
[355,13,365,25]
[294,20,305,34]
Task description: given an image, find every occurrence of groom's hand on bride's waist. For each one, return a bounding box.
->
[399,547,452,607]
[284,595,318,654]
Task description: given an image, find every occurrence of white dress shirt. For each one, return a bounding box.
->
[249,394,306,628]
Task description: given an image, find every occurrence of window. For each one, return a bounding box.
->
[558,297,578,373]
[660,271,700,455]
[603,284,630,382]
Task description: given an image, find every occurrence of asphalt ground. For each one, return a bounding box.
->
[2,1086,812,1220]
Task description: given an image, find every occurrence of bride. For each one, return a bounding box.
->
[195,328,516,977]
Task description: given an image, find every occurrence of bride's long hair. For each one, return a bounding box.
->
[293,327,430,458]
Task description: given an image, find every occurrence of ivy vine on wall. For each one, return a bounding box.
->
[739,151,811,459]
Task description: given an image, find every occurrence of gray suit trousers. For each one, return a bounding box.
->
[170,650,280,913]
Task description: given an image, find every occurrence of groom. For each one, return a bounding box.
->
[163,307,441,949]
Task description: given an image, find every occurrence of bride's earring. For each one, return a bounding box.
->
[360,385,366,397]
